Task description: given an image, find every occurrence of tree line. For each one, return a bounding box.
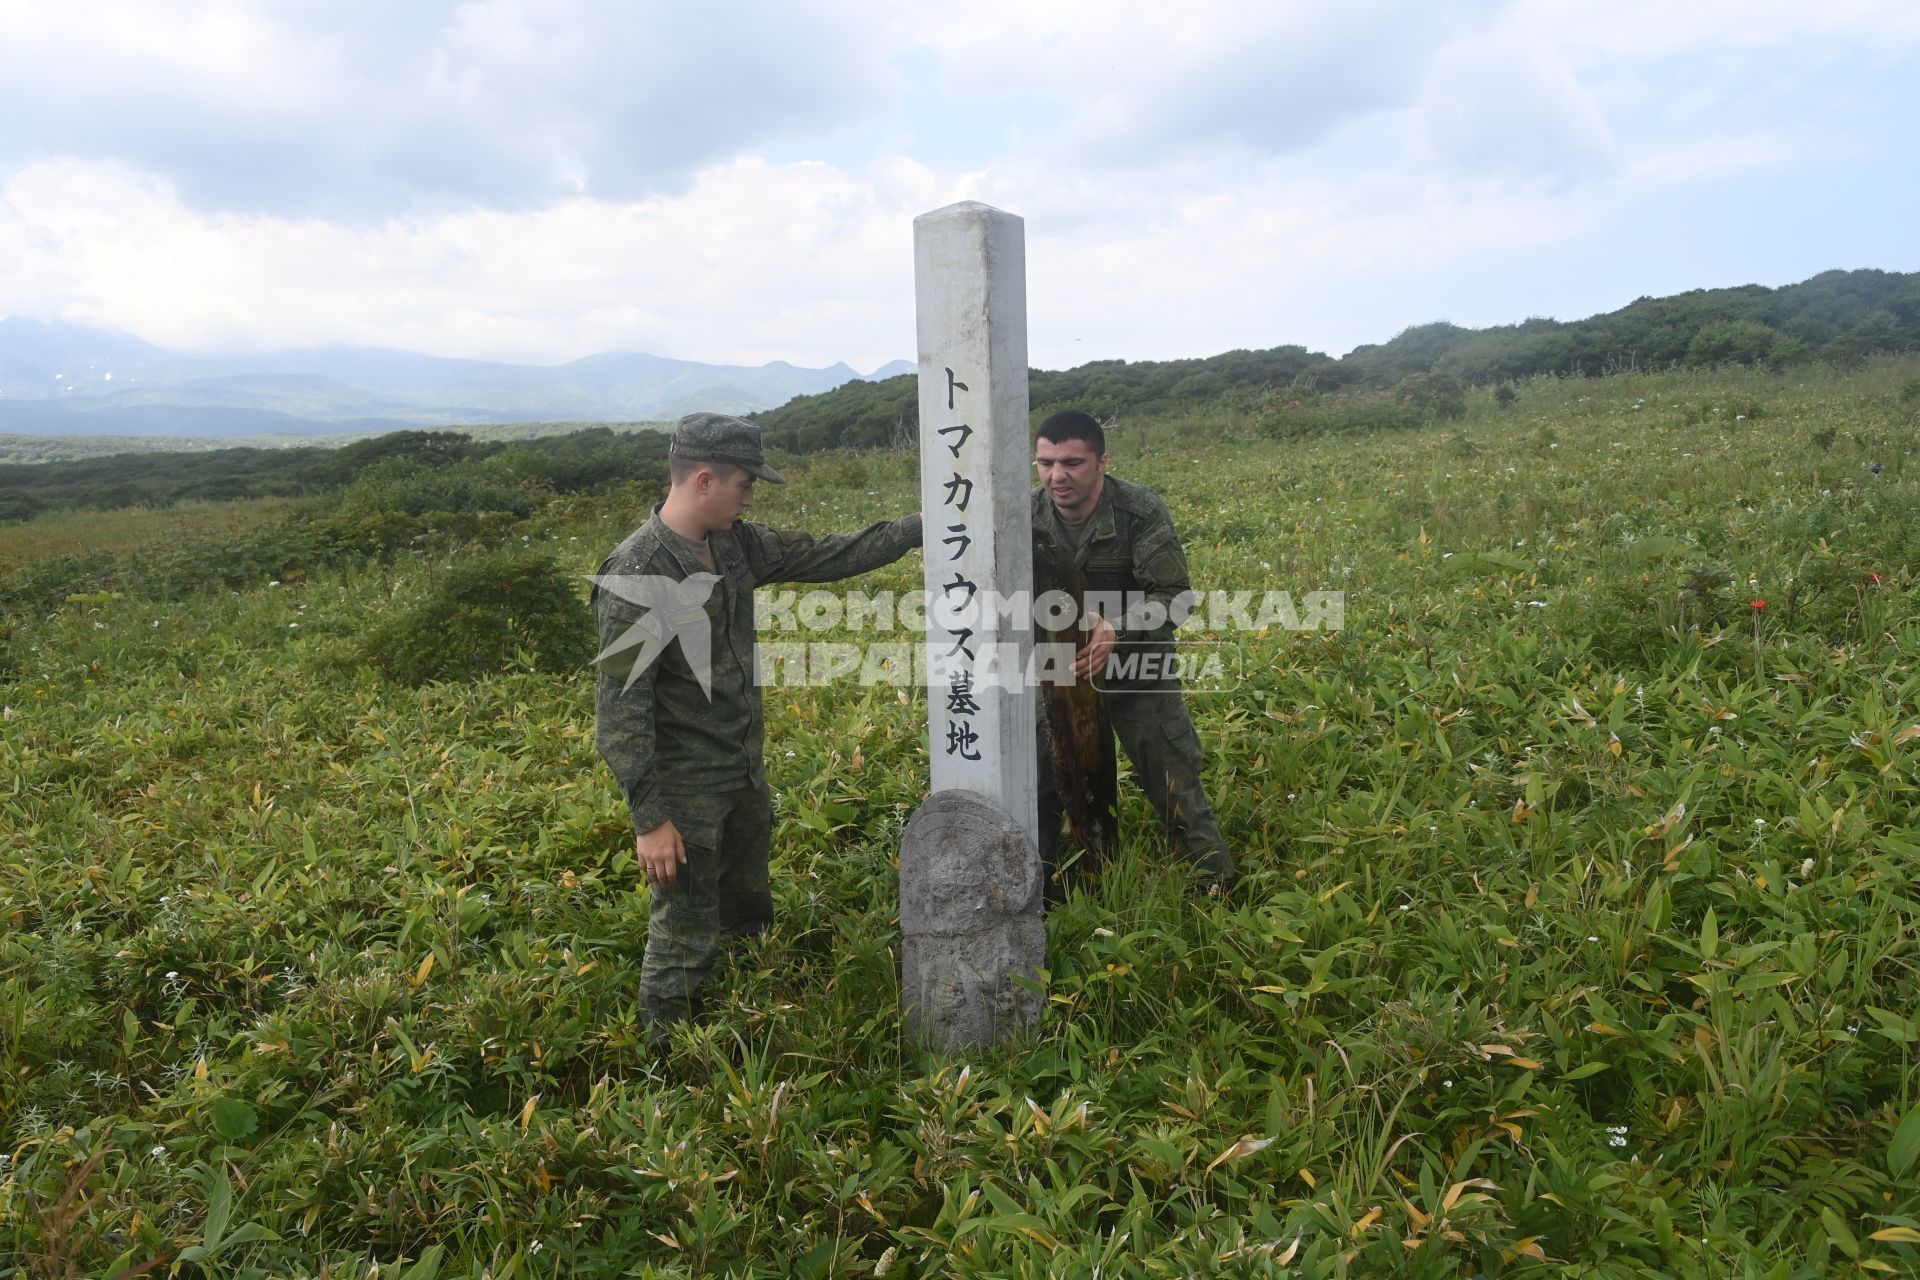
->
[754,267,1920,453]
[0,426,669,525]
[4,267,1915,521]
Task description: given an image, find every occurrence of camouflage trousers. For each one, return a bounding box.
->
[639,784,775,1035]
[1037,686,1234,887]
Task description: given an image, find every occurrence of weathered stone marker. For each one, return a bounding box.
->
[900,200,1044,1050]
[899,791,1044,1048]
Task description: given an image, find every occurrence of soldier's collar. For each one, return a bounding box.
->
[647,505,726,579]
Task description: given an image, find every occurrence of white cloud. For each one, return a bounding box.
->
[0,0,896,215]
[0,157,932,368]
[922,0,1505,166]
[1408,35,1618,184]
[0,1,1912,373]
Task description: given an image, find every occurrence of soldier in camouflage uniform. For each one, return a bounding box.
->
[592,413,922,1039]
[1032,409,1235,892]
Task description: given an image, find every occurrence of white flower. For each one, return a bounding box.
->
[1801,858,1815,876]
[150,1145,166,1157]
[166,970,179,979]
[1588,935,1599,942]
[529,1242,544,1255]
[1753,818,1767,828]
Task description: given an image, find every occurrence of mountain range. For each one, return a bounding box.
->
[0,316,913,438]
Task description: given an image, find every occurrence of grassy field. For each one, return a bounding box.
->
[0,421,672,466]
[2,360,1919,1277]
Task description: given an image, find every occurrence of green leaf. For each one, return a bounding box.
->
[210,1095,257,1142]
[1890,1104,1920,1177]
[400,1245,448,1280]
[1700,908,1719,962]
[1563,1061,1610,1080]
[203,1171,233,1249]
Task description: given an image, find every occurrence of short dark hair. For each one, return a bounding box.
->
[669,456,745,485]
[1036,410,1105,456]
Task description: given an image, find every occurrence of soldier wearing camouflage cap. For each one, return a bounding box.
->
[592,412,922,1044]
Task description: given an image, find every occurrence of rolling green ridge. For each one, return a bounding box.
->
[753,268,1920,453]
[3,359,1919,1275]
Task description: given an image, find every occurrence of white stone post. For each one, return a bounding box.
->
[912,200,1037,848]
[901,201,1043,1050]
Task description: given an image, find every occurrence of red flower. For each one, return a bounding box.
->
[1749,599,1766,610]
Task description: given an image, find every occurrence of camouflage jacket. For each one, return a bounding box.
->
[593,507,922,836]
[1031,474,1192,691]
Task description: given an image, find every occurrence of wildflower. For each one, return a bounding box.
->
[1749,600,1765,611]
[1801,858,1815,876]
[150,1145,166,1157]
[1753,818,1767,828]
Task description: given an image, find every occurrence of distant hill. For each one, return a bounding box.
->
[0,316,913,438]
[754,268,1920,451]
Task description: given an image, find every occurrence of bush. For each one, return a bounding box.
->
[1257,388,1427,439]
[358,551,595,686]
[1393,372,1468,421]
[335,459,534,521]
[1685,320,1780,368]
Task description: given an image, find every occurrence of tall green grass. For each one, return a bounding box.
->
[2,359,1918,1276]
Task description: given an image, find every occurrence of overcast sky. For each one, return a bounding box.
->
[2,0,1916,371]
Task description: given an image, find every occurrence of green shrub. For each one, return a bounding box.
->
[1257,388,1427,439]
[358,551,595,685]
[1685,320,1780,368]
[1393,371,1467,420]
[336,459,533,521]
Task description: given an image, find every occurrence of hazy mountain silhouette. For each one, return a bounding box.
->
[0,316,913,437]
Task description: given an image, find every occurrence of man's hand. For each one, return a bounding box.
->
[1074,613,1117,681]
[635,820,687,887]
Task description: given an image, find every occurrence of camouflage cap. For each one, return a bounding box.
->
[669,412,786,484]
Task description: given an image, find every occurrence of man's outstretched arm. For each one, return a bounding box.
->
[740,512,923,585]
